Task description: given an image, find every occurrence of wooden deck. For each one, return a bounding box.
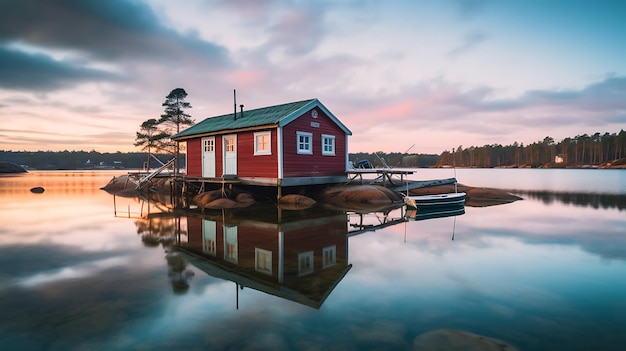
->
[173,175,242,196]
[162,169,457,200]
[346,169,457,192]
[346,169,414,187]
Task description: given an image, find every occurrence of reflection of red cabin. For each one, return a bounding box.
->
[172,99,352,186]
[178,211,351,308]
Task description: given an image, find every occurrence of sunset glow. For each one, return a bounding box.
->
[1,0,624,154]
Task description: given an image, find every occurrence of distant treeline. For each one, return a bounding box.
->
[0,150,178,170]
[349,152,439,168]
[437,131,626,168]
[3,130,625,170]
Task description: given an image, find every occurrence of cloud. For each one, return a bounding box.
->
[453,0,488,19]
[338,75,626,151]
[264,4,328,56]
[0,0,228,60]
[0,0,622,153]
[0,46,119,91]
[447,31,487,58]
[0,0,232,91]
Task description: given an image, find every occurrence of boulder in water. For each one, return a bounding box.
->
[30,187,45,194]
[203,197,238,209]
[278,194,316,210]
[235,192,256,206]
[321,185,403,206]
[193,189,223,207]
[100,175,140,197]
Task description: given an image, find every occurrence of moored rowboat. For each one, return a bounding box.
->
[405,206,465,221]
[404,192,466,209]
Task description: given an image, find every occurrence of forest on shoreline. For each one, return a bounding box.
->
[2,130,625,170]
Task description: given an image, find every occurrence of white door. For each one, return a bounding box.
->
[202,137,216,177]
[223,134,237,176]
[202,220,216,256]
[224,226,238,263]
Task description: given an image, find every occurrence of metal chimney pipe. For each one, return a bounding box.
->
[239,104,244,119]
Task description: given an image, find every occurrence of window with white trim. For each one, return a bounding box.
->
[203,220,217,256]
[203,138,214,152]
[224,226,238,264]
[297,131,313,155]
[225,136,235,152]
[322,134,335,156]
[254,131,271,155]
[322,245,336,268]
[298,251,314,276]
[255,248,272,275]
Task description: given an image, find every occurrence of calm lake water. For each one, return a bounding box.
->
[1,169,625,350]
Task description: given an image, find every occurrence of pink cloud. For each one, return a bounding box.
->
[229,70,266,87]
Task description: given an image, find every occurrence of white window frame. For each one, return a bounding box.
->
[202,220,217,257]
[322,134,335,156]
[296,131,313,155]
[255,248,272,275]
[322,245,336,268]
[224,226,238,264]
[203,138,214,152]
[298,251,314,276]
[254,131,271,155]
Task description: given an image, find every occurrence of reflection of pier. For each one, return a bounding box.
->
[347,206,407,237]
[174,207,352,309]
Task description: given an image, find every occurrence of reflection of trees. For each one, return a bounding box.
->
[134,217,184,248]
[165,250,194,294]
[134,215,194,293]
[517,191,626,210]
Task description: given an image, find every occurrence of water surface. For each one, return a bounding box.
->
[1,170,625,350]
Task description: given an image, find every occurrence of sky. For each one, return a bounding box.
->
[0,0,625,154]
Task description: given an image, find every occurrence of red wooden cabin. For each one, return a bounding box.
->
[172,99,352,186]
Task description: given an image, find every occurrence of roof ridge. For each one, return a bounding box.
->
[172,98,320,140]
[231,98,316,114]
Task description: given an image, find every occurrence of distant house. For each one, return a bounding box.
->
[172,98,352,186]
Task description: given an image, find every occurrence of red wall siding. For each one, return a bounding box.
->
[184,107,348,179]
[186,139,202,177]
[282,108,347,177]
[184,216,346,279]
[237,129,279,178]
[215,135,223,176]
[186,216,203,243]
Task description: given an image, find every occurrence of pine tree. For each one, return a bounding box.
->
[159,88,194,174]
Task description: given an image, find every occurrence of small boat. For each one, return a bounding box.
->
[404,192,466,209]
[405,206,465,221]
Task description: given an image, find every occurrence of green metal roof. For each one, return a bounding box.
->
[172,98,351,140]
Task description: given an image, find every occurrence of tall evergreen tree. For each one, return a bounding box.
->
[134,118,167,169]
[159,88,194,174]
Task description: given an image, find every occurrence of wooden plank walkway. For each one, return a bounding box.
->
[346,169,457,193]
[346,169,414,187]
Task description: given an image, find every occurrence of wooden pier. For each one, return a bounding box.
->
[346,169,457,192]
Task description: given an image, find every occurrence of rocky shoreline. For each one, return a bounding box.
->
[101,175,521,210]
[0,161,27,173]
